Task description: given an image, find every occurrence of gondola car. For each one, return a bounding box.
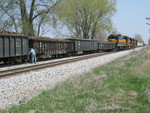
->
[0,34,28,63]
[98,42,116,51]
[28,36,74,58]
[67,38,98,54]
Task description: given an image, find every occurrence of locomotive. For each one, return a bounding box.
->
[108,34,138,49]
[0,31,138,64]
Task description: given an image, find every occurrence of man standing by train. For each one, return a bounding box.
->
[28,48,36,64]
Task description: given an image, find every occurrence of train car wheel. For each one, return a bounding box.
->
[3,59,8,64]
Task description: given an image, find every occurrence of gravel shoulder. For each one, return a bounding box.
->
[0,47,143,109]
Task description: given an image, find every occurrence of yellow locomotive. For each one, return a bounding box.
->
[108,34,137,50]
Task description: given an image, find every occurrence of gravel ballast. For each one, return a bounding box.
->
[0,48,143,109]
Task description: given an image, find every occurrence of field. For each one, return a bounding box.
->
[1,48,150,113]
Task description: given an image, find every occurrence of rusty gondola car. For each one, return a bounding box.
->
[28,36,74,58]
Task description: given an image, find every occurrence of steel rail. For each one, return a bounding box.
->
[0,52,114,79]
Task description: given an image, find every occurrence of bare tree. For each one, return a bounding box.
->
[0,0,61,36]
[134,34,144,43]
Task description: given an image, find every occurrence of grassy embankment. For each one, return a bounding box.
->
[1,48,150,113]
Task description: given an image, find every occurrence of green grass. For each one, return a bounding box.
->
[0,61,4,64]
[1,49,150,113]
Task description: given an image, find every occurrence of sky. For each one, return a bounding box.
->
[112,0,150,43]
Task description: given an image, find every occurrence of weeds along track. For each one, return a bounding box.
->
[0,52,114,79]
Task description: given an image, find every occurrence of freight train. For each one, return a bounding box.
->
[0,31,138,64]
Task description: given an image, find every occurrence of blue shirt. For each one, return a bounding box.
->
[29,48,36,56]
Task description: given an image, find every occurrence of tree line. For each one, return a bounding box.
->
[0,0,117,40]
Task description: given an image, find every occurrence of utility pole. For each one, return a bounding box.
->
[146,17,150,46]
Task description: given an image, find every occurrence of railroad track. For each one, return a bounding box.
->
[0,52,113,79]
